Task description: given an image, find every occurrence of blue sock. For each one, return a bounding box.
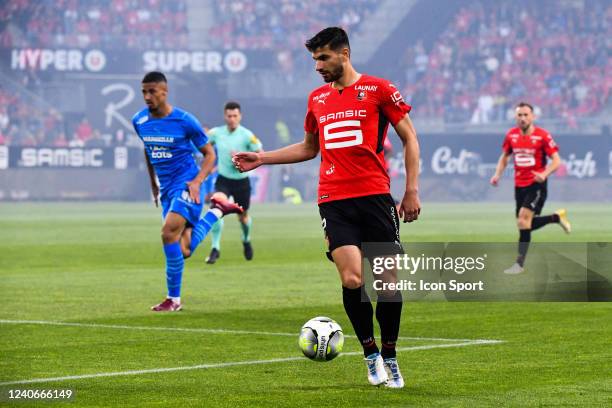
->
[189,211,219,254]
[163,242,184,298]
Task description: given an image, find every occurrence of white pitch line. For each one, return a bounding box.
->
[0,319,298,337]
[0,340,503,386]
[0,319,497,343]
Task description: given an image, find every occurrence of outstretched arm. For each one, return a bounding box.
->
[233,131,319,172]
[144,150,159,207]
[394,115,421,223]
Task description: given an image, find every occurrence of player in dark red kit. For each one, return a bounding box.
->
[233,27,420,388]
[490,102,571,275]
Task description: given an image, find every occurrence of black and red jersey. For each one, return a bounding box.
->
[304,74,411,203]
[502,126,559,187]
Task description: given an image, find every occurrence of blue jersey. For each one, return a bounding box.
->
[132,106,208,198]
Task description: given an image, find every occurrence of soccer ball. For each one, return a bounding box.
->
[298,316,344,361]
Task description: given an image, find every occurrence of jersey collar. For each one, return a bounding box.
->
[330,73,364,92]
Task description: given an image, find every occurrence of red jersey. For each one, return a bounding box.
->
[502,126,559,187]
[304,74,411,203]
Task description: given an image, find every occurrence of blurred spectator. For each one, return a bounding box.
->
[0,107,9,131]
[75,117,93,144]
[86,129,108,146]
[68,132,85,147]
[20,131,37,147]
[53,132,69,147]
[275,118,291,147]
[114,128,126,145]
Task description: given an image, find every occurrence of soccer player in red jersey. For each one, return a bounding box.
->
[490,102,571,275]
[233,27,420,388]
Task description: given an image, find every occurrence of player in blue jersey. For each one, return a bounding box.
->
[133,71,243,312]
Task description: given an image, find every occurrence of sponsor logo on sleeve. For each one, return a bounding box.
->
[390,89,404,105]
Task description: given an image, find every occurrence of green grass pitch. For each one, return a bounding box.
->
[0,202,611,407]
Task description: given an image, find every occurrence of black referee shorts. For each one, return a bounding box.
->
[515,182,547,217]
[319,194,401,254]
[214,174,251,211]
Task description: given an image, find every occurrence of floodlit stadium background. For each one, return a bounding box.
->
[0,0,610,203]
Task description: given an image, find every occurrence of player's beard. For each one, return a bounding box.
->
[148,105,161,116]
[146,100,158,111]
[321,64,344,83]
[520,122,531,133]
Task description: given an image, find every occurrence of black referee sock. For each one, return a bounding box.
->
[517,229,531,267]
[376,290,403,360]
[342,285,378,357]
[531,214,559,231]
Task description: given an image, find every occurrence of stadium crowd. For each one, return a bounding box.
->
[0,85,135,147]
[208,0,378,50]
[0,0,188,49]
[1,0,610,147]
[400,0,611,124]
[0,0,376,51]
[0,85,61,146]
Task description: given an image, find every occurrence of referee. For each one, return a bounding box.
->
[206,101,263,264]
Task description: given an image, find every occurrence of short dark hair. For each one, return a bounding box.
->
[224,101,241,111]
[516,102,534,112]
[142,71,167,83]
[305,27,350,53]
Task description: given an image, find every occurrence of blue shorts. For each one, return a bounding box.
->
[202,171,218,196]
[161,188,205,227]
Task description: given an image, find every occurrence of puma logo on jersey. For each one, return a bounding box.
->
[312,92,331,103]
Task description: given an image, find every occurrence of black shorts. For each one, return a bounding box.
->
[515,182,547,217]
[215,175,251,210]
[319,194,401,253]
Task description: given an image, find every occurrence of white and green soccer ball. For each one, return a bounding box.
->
[298,316,344,361]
